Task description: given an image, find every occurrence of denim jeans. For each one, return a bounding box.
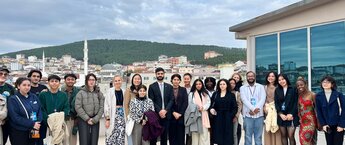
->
[243,116,264,145]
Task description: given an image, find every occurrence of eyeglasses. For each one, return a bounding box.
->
[322,81,331,84]
[0,72,8,77]
[31,75,41,78]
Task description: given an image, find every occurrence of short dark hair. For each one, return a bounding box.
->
[155,67,165,73]
[64,73,77,80]
[183,73,192,79]
[137,85,147,91]
[204,77,216,90]
[48,75,61,82]
[15,77,31,89]
[171,74,182,83]
[27,69,42,79]
[320,76,337,90]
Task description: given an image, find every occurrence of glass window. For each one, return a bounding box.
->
[311,21,345,93]
[280,28,308,86]
[255,34,278,84]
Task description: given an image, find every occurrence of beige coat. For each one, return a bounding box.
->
[104,87,125,136]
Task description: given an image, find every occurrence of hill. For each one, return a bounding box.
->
[1,39,246,66]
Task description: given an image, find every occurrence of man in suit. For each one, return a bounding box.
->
[149,67,174,145]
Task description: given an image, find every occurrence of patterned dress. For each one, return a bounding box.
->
[298,96,317,145]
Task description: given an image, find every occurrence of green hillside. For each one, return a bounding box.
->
[1,39,246,66]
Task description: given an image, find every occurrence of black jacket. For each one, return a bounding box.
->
[171,86,188,124]
[274,86,299,126]
[148,82,174,119]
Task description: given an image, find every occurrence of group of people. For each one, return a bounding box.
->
[0,65,344,145]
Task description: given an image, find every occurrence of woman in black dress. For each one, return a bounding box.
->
[209,79,238,145]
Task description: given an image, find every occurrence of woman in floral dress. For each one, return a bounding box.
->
[297,77,317,145]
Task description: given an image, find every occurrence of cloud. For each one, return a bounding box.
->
[0,0,300,54]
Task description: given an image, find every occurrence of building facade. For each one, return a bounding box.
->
[230,0,345,93]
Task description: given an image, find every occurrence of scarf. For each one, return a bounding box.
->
[193,91,210,128]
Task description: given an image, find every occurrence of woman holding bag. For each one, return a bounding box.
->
[104,75,125,145]
[8,77,42,145]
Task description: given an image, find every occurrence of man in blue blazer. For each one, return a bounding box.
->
[148,67,174,145]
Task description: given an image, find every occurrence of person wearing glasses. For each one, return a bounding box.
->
[0,66,15,145]
[316,76,345,145]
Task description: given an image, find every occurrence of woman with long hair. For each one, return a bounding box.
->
[104,75,126,145]
[274,73,299,145]
[297,77,318,145]
[229,78,242,145]
[210,79,237,145]
[75,73,105,145]
[186,79,211,145]
[8,77,42,145]
[316,76,345,145]
[263,71,282,145]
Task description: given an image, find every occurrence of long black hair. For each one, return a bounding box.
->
[190,79,209,96]
[130,74,142,92]
[277,73,291,89]
[265,71,278,86]
[216,79,231,92]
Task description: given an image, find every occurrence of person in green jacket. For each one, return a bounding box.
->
[61,73,79,145]
[39,75,70,142]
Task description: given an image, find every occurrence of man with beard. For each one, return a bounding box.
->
[148,67,174,145]
[0,66,15,145]
[27,69,48,145]
[61,73,80,145]
[28,69,48,96]
[240,71,266,145]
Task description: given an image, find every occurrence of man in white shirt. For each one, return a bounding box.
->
[240,71,266,145]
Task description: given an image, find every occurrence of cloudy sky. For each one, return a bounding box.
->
[0,0,300,54]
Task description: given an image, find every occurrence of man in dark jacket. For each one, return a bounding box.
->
[148,67,174,145]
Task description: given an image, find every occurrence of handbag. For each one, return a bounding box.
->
[15,95,40,139]
[125,114,135,136]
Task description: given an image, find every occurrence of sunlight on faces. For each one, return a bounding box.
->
[113,76,122,89]
[138,88,146,98]
[133,75,141,86]
[267,73,276,84]
[183,75,191,86]
[219,80,227,91]
[0,71,8,83]
[322,80,332,90]
[48,79,60,90]
[18,80,31,95]
[278,76,287,87]
[172,77,181,87]
[30,72,41,84]
[229,80,236,90]
[156,71,165,81]
[65,77,76,87]
[196,81,203,90]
